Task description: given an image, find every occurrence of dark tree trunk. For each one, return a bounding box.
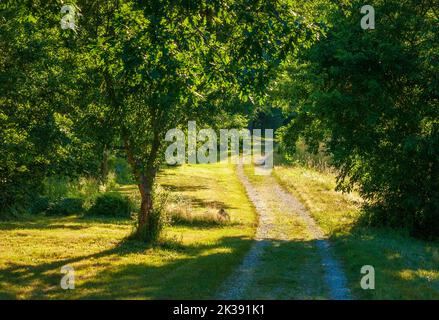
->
[100,144,109,185]
[123,135,160,240]
[136,174,153,235]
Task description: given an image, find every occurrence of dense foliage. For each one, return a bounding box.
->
[1,0,310,240]
[0,1,105,215]
[88,193,132,217]
[1,0,437,239]
[275,0,439,238]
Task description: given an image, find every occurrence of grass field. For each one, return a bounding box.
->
[1,161,438,299]
[0,163,256,299]
[274,165,439,299]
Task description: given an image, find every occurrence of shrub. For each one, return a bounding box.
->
[42,175,101,211]
[46,197,84,216]
[30,196,51,214]
[88,193,132,217]
[43,176,70,200]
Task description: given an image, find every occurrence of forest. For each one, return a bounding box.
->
[0,0,438,300]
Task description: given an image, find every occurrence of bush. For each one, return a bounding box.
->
[30,196,51,214]
[42,175,101,210]
[46,197,84,216]
[88,193,132,217]
[43,176,70,200]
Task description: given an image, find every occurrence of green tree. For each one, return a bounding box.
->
[1,0,318,241]
[66,0,311,241]
[276,0,439,238]
[0,1,103,214]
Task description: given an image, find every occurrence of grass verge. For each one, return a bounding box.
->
[273,165,439,299]
[0,163,256,299]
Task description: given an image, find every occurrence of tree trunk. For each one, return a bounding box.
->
[100,144,109,185]
[136,174,153,236]
[123,135,159,240]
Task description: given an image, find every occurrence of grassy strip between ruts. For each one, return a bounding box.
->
[0,163,256,299]
[239,164,329,299]
[273,165,439,300]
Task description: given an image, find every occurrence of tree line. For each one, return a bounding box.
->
[1,0,438,240]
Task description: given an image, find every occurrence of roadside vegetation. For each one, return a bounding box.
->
[273,164,439,299]
[1,0,437,301]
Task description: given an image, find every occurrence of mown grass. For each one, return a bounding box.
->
[0,163,256,299]
[273,165,439,299]
[3,159,437,300]
[239,165,328,299]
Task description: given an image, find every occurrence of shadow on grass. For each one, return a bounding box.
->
[78,214,134,224]
[2,218,438,299]
[0,233,255,299]
[161,183,208,192]
[0,216,90,231]
[0,213,136,231]
[170,217,239,229]
[160,183,236,211]
[327,223,439,299]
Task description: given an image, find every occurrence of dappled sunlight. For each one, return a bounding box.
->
[273,165,439,299]
[0,163,257,299]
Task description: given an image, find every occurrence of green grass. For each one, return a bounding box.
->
[237,165,328,299]
[0,163,256,299]
[273,165,439,299]
[2,160,438,300]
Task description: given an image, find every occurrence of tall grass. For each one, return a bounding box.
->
[275,138,333,173]
[165,191,230,226]
[42,171,120,211]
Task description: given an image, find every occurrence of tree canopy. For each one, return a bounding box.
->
[1,0,438,239]
[274,0,439,238]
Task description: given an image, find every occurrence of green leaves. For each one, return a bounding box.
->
[273,0,439,238]
[1,1,316,222]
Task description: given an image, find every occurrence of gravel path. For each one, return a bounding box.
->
[217,162,274,299]
[218,162,352,300]
[271,183,352,300]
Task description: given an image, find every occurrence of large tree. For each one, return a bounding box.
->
[275,0,439,238]
[1,0,318,240]
[63,0,311,240]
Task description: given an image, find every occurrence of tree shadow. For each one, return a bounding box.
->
[0,215,135,231]
[0,235,253,299]
[1,219,438,299]
[0,217,89,231]
[78,215,133,225]
[170,218,240,229]
[161,183,235,210]
[187,198,235,210]
[161,183,208,192]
